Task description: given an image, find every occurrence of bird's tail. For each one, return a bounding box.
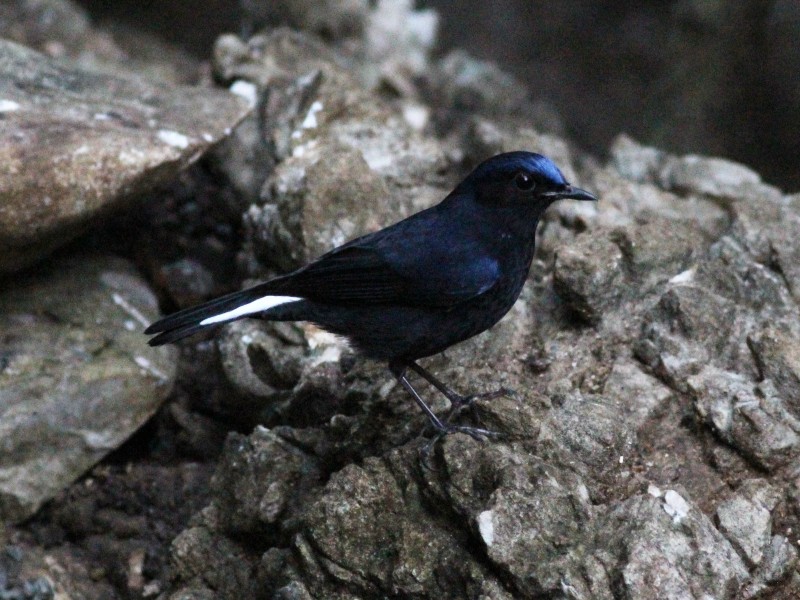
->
[144,285,302,346]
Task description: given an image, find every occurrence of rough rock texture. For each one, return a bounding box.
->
[0,544,57,599]
[0,255,176,522]
[0,39,251,272]
[160,27,800,599]
[206,30,449,411]
[4,2,800,599]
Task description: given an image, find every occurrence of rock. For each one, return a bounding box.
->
[159,258,216,308]
[0,40,251,272]
[425,52,565,143]
[0,255,176,522]
[553,232,624,323]
[749,326,800,410]
[537,391,638,478]
[217,320,307,400]
[641,284,737,369]
[658,153,766,199]
[0,543,59,599]
[689,368,800,471]
[444,443,592,597]
[610,134,667,184]
[210,428,322,535]
[602,359,673,428]
[247,0,441,102]
[716,479,780,566]
[211,29,447,223]
[159,23,800,600]
[0,0,92,57]
[0,0,202,84]
[432,50,534,118]
[360,0,439,92]
[593,490,749,599]
[252,143,394,271]
[169,525,259,598]
[739,536,799,598]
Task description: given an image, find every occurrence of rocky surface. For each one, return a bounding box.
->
[0,39,250,273]
[1,1,799,599]
[0,255,176,523]
[161,29,799,600]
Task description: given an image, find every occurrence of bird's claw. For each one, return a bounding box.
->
[447,423,499,440]
[418,422,501,470]
[445,386,515,425]
[448,386,515,410]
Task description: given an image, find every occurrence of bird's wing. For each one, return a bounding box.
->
[267,231,500,308]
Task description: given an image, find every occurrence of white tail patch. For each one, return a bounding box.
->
[199,295,302,326]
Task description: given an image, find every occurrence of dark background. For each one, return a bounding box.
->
[76,0,800,190]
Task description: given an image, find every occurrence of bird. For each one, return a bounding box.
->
[145,151,597,439]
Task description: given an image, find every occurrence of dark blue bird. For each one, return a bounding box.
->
[146,152,597,437]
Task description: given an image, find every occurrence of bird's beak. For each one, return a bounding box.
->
[544,185,597,202]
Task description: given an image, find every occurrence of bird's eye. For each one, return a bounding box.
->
[514,172,535,191]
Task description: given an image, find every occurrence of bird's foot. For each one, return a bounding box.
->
[445,386,515,425]
[450,385,515,409]
[418,422,501,470]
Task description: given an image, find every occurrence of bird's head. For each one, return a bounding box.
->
[462,151,597,210]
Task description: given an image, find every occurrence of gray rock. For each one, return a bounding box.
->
[169,525,258,598]
[749,326,800,412]
[360,0,438,92]
[253,144,394,271]
[716,479,780,566]
[0,255,176,523]
[0,40,251,272]
[210,428,322,535]
[739,535,799,598]
[0,0,200,84]
[689,368,800,471]
[0,0,91,57]
[538,391,638,478]
[658,153,767,199]
[610,134,667,184]
[159,258,216,309]
[593,490,749,599]
[163,28,800,600]
[171,436,510,599]
[462,454,593,595]
[637,275,752,393]
[432,50,531,118]
[211,29,447,233]
[602,359,673,429]
[217,320,307,399]
[0,543,58,599]
[553,232,625,323]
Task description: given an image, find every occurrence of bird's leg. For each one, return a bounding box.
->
[406,361,512,423]
[394,368,448,433]
[390,362,499,443]
[406,361,464,406]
